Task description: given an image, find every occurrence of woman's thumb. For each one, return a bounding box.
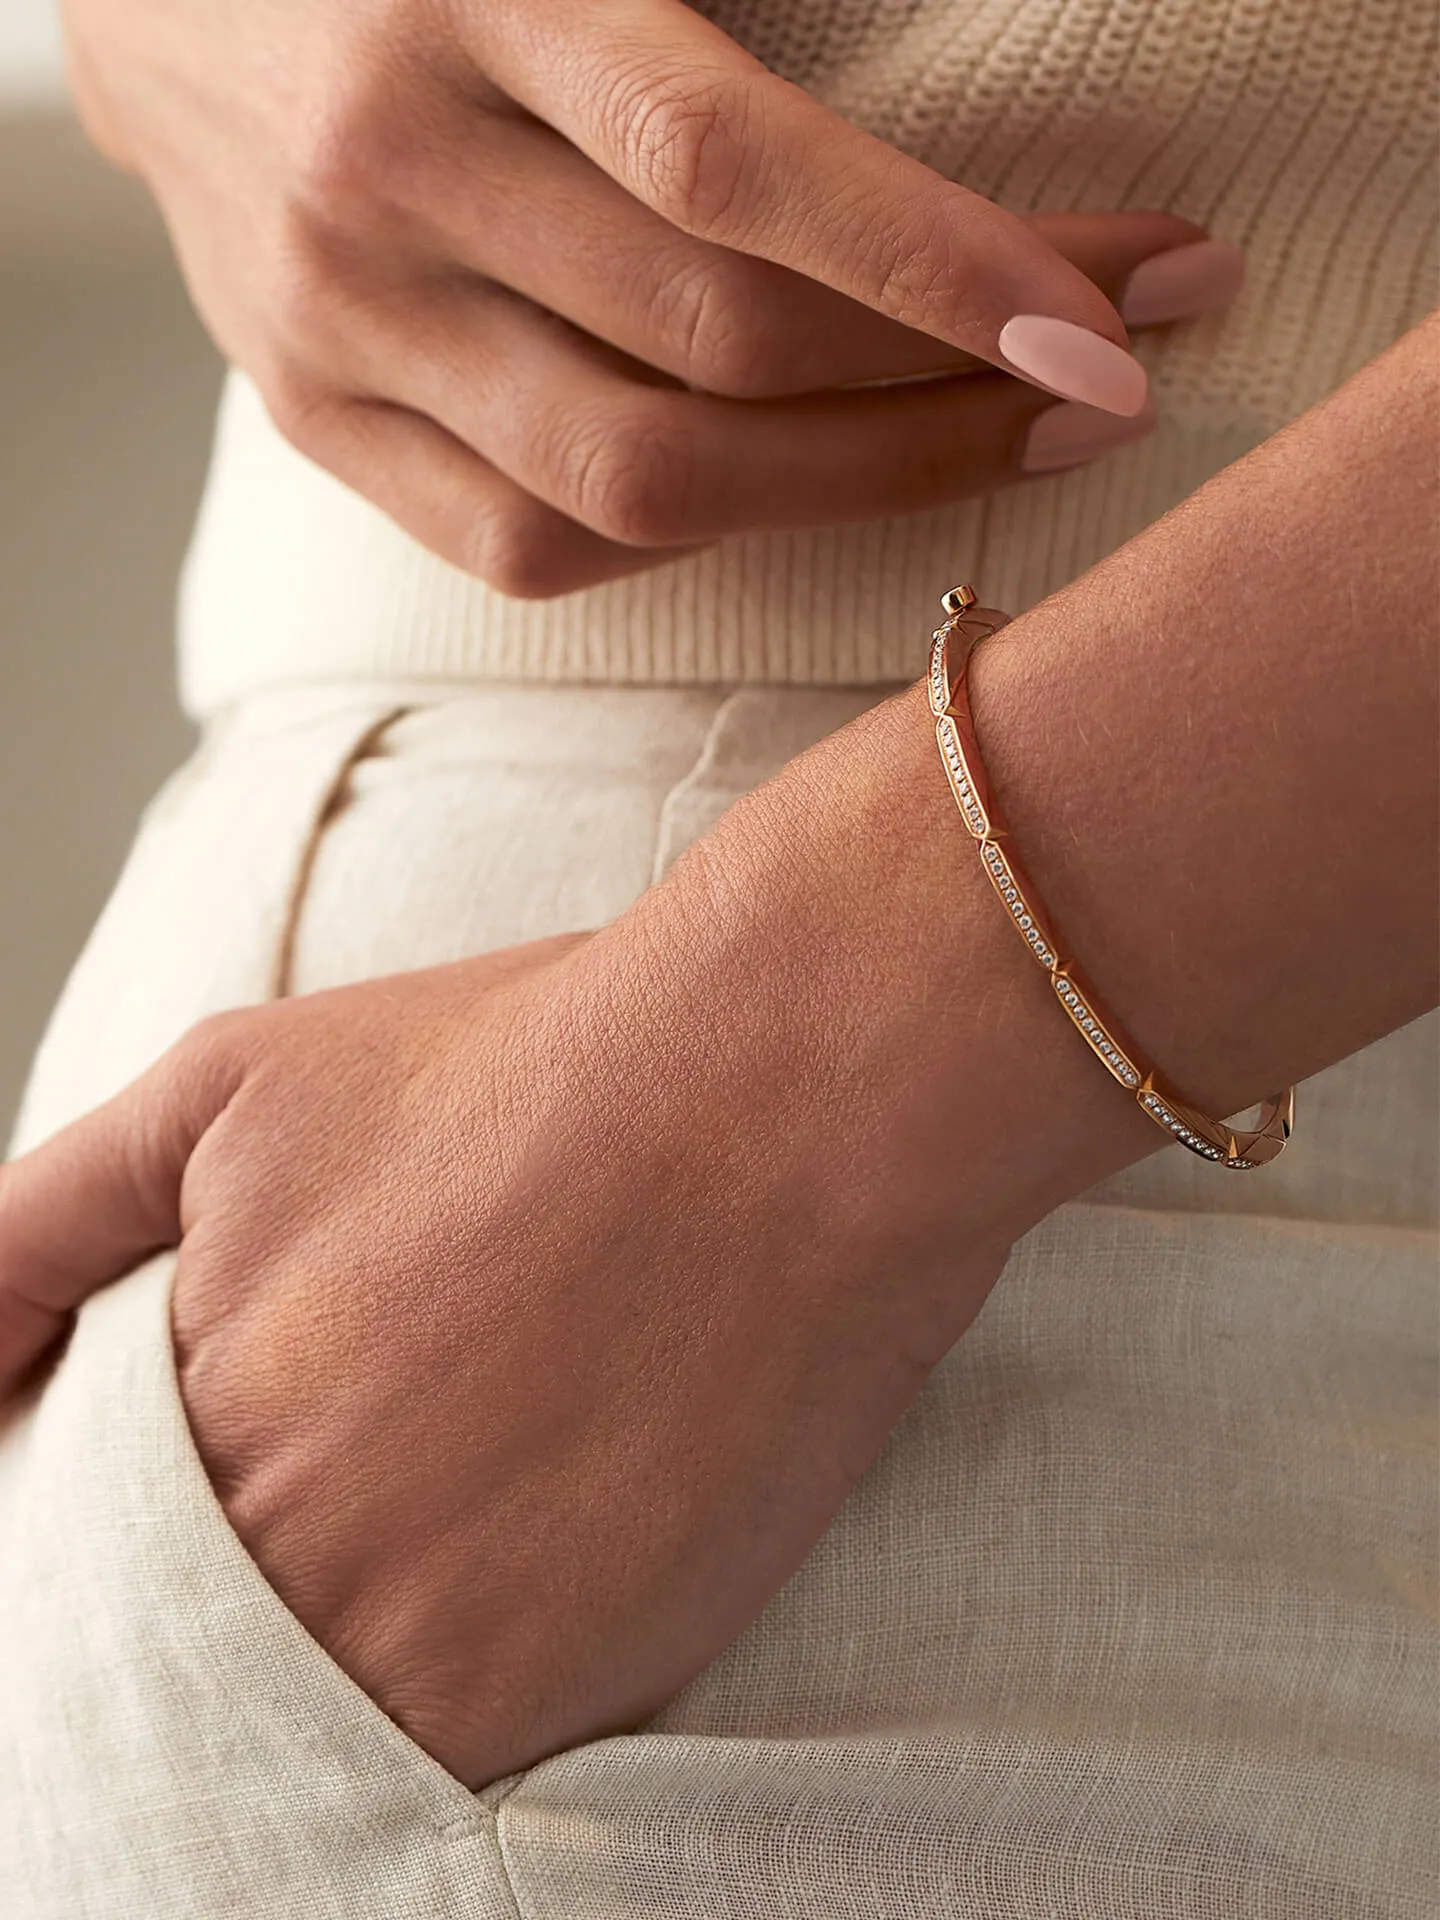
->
[0,1019,244,1399]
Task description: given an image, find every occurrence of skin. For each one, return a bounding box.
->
[1,316,1434,1789]
[52,0,1209,592]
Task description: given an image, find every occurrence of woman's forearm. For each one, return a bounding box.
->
[644,314,1439,1253]
[972,310,1439,1121]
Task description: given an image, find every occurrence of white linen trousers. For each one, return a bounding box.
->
[0,677,1435,1918]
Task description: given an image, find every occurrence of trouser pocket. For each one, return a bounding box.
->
[0,691,532,1915]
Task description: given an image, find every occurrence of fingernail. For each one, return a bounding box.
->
[1120,239,1246,328]
[998,315,1149,418]
[1022,396,1158,473]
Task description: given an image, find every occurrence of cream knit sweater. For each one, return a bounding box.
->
[179,0,1437,715]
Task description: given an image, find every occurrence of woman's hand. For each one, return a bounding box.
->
[58,0,1233,592]
[0,728,1069,1786]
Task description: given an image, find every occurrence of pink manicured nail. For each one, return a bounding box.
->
[1022,396,1158,473]
[998,314,1149,418]
[1120,239,1246,328]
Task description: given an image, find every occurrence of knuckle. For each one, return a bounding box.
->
[263,246,337,363]
[464,505,581,601]
[173,1011,253,1082]
[141,1013,257,1147]
[563,412,697,546]
[614,69,752,239]
[258,361,338,461]
[663,266,779,398]
[286,69,396,229]
[260,216,367,401]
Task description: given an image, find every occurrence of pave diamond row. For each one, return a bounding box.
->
[1053,977,1141,1089]
[927,587,1291,1172]
[936,717,989,837]
[1139,1090,1235,1163]
[981,843,1056,967]
[928,631,951,715]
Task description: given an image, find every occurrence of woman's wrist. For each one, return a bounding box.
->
[608,675,1154,1276]
[796,680,1162,1226]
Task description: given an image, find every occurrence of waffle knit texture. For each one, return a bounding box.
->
[178,0,1438,714]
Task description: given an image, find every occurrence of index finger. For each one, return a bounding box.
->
[468,0,1148,414]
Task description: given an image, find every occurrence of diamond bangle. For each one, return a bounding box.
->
[927,584,1294,1171]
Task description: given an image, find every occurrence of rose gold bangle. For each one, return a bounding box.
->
[927,585,1294,1171]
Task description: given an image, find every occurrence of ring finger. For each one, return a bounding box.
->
[344,273,1157,549]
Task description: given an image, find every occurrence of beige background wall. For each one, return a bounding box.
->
[0,106,222,1137]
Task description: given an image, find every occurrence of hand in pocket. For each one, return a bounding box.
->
[0,822,1020,1788]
